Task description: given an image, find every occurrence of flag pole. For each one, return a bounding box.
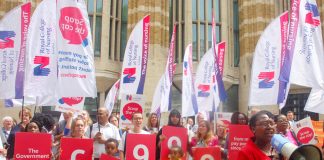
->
[96,96,100,132]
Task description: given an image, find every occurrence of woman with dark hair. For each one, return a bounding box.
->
[274,114,299,146]
[143,113,159,134]
[24,120,42,133]
[223,111,249,159]
[156,109,183,159]
[231,111,248,125]
[189,120,218,155]
[237,111,276,160]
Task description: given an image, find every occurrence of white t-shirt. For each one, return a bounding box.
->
[91,122,121,158]
[118,129,150,152]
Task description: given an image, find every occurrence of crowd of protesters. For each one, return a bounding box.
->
[0,107,320,160]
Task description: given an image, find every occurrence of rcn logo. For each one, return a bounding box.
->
[58,97,83,106]
[33,56,50,76]
[123,68,136,83]
[126,95,132,101]
[198,84,210,97]
[305,2,320,26]
[258,71,275,89]
[0,31,15,49]
[183,61,188,76]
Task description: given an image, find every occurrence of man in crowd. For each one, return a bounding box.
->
[118,112,149,160]
[91,107,121,159]
[286,111,295,127]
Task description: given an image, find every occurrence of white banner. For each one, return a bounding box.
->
[249,11,289,106]
[288,0,324,113]
[104,79,120,113]
[150,74,164,114]
[120,15,150,96]
[119,94,145,129]
[182,44,198,117]
[195,48,216,112]
[56,0,97,97]
[0,2,31,99]
[160,25,176,113]
[289,0,324,89]
[24,0,57,99]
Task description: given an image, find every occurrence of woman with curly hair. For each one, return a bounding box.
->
[189,120,218,155]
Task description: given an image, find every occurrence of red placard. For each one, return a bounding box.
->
[193,147,221,160]
[14,132,52,160]
[228,125,253,160]
[60,137,93,160]
[100,153,120,160]
[161,126,188,160]
[125,134,156,160]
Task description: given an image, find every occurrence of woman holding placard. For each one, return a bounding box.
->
[189,120,218,155]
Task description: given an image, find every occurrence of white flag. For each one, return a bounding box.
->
[195,48,217,112]
[150,74,164,114]
[56,0,97,97]
[182,44,198,117]
[249,11,289,106]
[104,79,120,113]
[160,25,176,113]
[288,0,324,89]
[24,0,57,99]
[120,15,150,96]
[0,2,31,99]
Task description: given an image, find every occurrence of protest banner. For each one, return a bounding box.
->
[161,126,188,160]
[312,120,324,148]
[14,132,51,160]
[24,0,57,100]
[193,146,221,160]
[60,137,93,160]
[55,97,85,113]
[182,44,198,117]
[0,2,30,99]
[100,154,119,160]
[215,112,233,126]
[119,15,150,96]
[119,94,145,129]
[228,125,253,160]
[292,117,317,144]
[125,134,156,160]
[56,0,97,97]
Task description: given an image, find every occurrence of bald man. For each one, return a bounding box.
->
[91,107,121,159]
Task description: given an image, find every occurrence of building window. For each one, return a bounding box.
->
[108,0,123,61]
[170,0,185,63]
[233,0,239,67]
[193,0,220,61]
[120,0,128,61]
[170,0,221,62]
[281,93,318,121]
[87,0,102,57]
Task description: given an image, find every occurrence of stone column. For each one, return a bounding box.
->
[127,0,170,114]
[238,1,277,114]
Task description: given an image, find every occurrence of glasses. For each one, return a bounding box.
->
[256,120,276,128]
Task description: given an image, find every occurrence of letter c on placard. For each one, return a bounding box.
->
[201,154,214,160]
[133,144,149,160]
[167,136,182,149]
[71,149,85,160]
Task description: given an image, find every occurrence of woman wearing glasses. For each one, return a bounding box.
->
[238,110,277,160]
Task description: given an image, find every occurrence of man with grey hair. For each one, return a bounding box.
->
[2,116,13,141]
